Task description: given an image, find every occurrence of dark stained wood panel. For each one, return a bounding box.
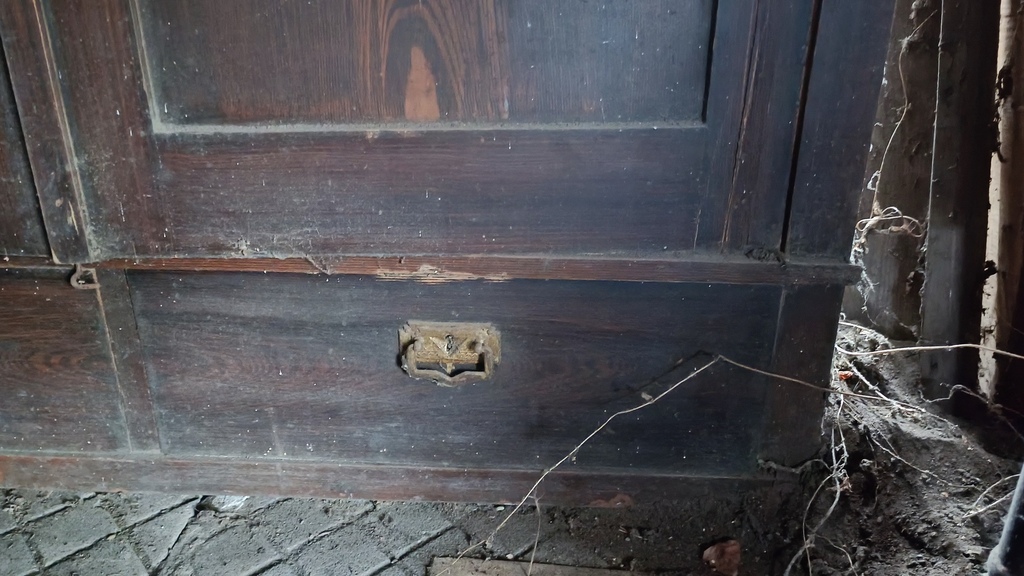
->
[786,0,896,259]
[0,0,812,261]
[0,269,127,452]
[140,0,711,126]
[130,272,781,475]
[0,0,158,261]
[150,129,703,256]
[0,3,87,261]
[96,269,161,452]
[760,284,844,466]
[0,41,48,257]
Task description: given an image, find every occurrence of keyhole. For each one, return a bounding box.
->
[444,334,455,354]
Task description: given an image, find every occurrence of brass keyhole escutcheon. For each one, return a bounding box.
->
[398,322,500,386]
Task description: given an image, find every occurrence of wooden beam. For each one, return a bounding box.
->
[844,0,939,340]
[919,0,1000,399]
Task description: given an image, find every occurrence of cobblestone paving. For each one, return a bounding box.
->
[0,489,743,576]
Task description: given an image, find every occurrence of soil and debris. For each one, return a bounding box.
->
[773,323,1022,576]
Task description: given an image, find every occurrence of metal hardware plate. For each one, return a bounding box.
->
[398,321,500,386]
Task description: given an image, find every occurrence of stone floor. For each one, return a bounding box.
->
[0,489,729,576]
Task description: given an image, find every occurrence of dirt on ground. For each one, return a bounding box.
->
[770,324,1023,576]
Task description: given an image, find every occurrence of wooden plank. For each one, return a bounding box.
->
[720,0,815,252]
[699,0,777,251]
[0,452,783,505]
[140,0,711,125]
[148,128,705,257]
[28,0,806,260]
[0,37,48,257]
[786,0,898,259]
[0,1,91,262]
[919,0,1000,399]
[88,255,862,286]
[696,0,822,254]
[0,268,128,452]
[130,272,783,476]
[993,0,1024,415]
[45,0,163,258]
[96,269,160,452]
[760,284,844,466]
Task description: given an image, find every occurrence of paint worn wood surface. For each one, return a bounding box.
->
[0,41,47,257]
[0,269,127,452]
[0,0,814,261]
[131,272,779,475]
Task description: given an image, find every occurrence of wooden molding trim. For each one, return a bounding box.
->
[0,452,783,506]
[76,254,861,286]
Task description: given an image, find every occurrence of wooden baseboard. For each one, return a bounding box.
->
[0,452,786,506]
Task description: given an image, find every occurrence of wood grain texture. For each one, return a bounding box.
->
[0,268,127,452]
[0,256,64,270]
[140,0,711,126]
[23,0,814,260]
[760,284,844,466]
[0,452,785,505]
[0,39,48,257]
[786,0,897,259]
[148,129,705,257]
[130,272,783,476]
[717,0,814,252]
[89,254,862,286]
[0,1,91,262]
[44,0,165,258]
[96,269,160,452]
[919,0,999,399]
[696,0,813,252]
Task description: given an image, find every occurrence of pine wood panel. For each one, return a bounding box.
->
[140,0,711,126]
